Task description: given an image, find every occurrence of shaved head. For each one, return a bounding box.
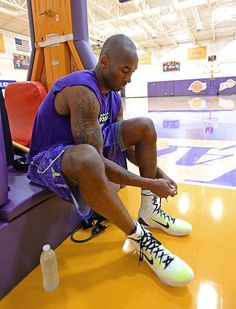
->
[95,34,138,93]
[100,34,137,62]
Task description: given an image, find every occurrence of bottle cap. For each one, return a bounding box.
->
[43,244,51,251]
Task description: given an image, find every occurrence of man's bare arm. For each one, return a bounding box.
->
[66,86,174,198]
[68,86,103,152]
[112,103,177,194]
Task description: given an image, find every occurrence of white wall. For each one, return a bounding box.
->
[126,38,236,97]
[0,29,30,82]
[1,28,236,99]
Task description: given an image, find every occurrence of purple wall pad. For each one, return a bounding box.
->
[26,0,36,81]
[71,0,96,69]
[0,113,8,207]
[148,76,236,97]
[73,40,96,69]
[71,0,89,41]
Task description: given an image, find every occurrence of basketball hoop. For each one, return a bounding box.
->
[203,62,220,78]
[210,69,214,80]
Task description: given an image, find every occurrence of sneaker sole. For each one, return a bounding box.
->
[130,245,194,287]
[159,272,194,287]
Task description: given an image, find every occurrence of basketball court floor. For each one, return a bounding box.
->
[1,95,236,308]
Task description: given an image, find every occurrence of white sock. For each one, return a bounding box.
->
[141,189,152,195]
[123,222,144,253]
[127,221,143,240]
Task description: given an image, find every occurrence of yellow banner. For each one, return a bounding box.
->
[187,46,207,60]
[0,33,5,53]
[138,52,152,65]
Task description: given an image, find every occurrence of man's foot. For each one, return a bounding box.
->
[123,223,194,287]
[138,190,192,236]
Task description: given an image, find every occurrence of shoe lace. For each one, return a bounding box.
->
[152,195,175,224]
[138,228,174,269]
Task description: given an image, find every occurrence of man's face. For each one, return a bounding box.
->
[101,48,138,92]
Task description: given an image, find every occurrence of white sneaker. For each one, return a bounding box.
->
[123,223,194,287]
[138,190,192,236]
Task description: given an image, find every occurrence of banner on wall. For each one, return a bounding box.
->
[187,46,207,60]
[208,55,217,62]
[219,79,236,92]
[138,52,152,65]
[188,80,207,93]
[13,53,30,70]
[15,37,30,53]
[163,61,180,72]
[163,120,179,129]
[0,80,16,89]
[0,33,5,53]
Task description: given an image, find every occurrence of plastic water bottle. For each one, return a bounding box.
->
[40,244,59,291]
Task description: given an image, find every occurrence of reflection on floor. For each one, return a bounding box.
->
[1,96,236,309]
[125,95,236,188]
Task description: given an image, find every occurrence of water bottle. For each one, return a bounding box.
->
[40,244,59,291]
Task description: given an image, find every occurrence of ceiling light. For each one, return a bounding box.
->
[163,13,177,22]
[119,11,142,20]
[192,7,202,32]
[143,7,159,16]
[176,0,216,10]
[151,30,157,38]
[0,7,25,16]
[174,33,191,41]
[213,6,236,21]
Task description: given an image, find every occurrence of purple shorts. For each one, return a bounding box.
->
[27,122,127,219]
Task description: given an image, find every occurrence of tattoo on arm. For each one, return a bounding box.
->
[70,87,103,153]
[74,122,102,150]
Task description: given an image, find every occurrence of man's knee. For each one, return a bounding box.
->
[139,117,155,128]
[62,144,105,178]
[121,117,157,147]
[137,117,156,139]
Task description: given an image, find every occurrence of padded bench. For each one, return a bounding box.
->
[0,168,79,299]
[0,86,80,299]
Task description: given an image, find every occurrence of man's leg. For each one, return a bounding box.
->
[61,144,193,287]
[120,117,176,186]
[120,117,192,236]
[121,117,157,179]
[61,144,135,235]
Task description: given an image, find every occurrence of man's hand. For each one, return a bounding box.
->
[124,147,178,194]
[156,167,178,194]
[150,179,177,199]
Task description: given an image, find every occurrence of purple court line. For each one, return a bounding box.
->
[157,144,236,188]
[185,169,236,188]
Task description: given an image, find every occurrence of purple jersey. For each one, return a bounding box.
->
[28,70,122,162]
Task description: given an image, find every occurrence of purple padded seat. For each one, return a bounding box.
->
[0,167,54,221]
[0,170,80,299]
[0,188,79,299]
[0,111,80,299]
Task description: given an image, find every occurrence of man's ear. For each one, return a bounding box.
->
[100,55,109,69]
